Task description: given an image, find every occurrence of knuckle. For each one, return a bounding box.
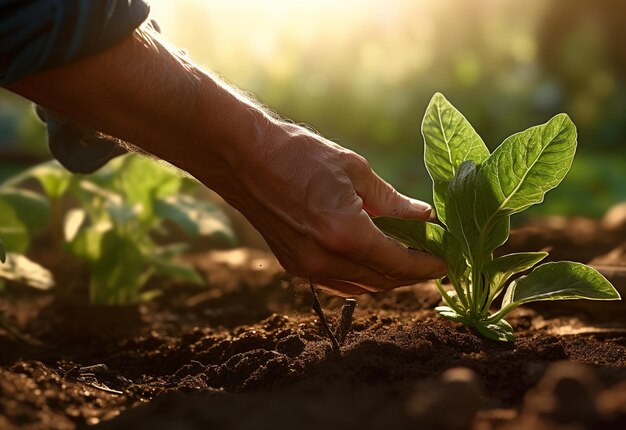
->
[350,153,372,176]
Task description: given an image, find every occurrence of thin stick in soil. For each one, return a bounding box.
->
[335,299,357,345]
[309,283,341,356]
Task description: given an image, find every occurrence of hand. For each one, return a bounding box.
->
[203,120,447,296]
[7,27,446,296]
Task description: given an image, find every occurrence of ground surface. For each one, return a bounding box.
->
[2,207,626,430]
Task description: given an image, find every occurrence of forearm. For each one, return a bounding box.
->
[7,26,269,189]
[6,24,446,295]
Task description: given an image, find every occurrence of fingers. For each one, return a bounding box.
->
[272,235,431,293]
[314,210,447,282]
[349,157,431,220]
[313,280,370,297]
[356,212,448,280]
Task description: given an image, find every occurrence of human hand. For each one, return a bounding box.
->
[7,26,446,297]
[204,120,447,296]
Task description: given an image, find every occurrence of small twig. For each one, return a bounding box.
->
[84,381,123,395]
[309,283,341,356]
[65,363,124,395]
[79,364,109,374]
[335,299,357,345]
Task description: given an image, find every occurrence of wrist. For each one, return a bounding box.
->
[184,72,279,185]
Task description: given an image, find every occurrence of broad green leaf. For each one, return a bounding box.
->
[436,306,471,324]
[77,179,123,204]
[474,318,514,342]
[105,199,141,226]
[0,253,54,290]
[120,155,182,218]
[151,257,204,285]
[63,209,87,242]
[475,114,577,230]
[484,252,548,296]
[0,238,5,263]
[0,189,50,236]
[2,160,71,200]
[67,223,110,262]
[89,230,146,305]
[502,262,620,309]
[422,93,490,224]
[446,161,510,262]
[154,194,236,245]
[372,217,466,283]
[0,200,30,253]
[446,161,479,256]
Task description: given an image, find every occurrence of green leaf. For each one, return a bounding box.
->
[502,262,620,310]
[372,217,466,283]
[2,160,71,200]
[0,238,5,264]
[63,209,87,242]
[446,160,509,262]
[422,93,490,224]
[89,230,146,305]
[151,257,204,285]
[474,318,514,342]
[435,306,471,324]
[0,200,30,253]
[67,223,110,262]
[475,114,577,230]
[0,189,50,236]
[154,194,236,245]
[483,252,548,296]
[446,161,479,256]
[119,155,182,218]
[0,253,54,290]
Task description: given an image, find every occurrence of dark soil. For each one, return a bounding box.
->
[2,208,626,430]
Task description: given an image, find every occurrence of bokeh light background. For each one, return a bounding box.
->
[1,0,624,219]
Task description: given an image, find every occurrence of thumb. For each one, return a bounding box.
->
[355,169,432,220]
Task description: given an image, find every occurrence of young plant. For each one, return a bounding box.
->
[374,93,620,341]
[0,154,235,305]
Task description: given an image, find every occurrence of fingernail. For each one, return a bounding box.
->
[409,198,431,213]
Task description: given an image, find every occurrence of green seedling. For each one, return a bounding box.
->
[374,93,620,341]
[0,154,235,305]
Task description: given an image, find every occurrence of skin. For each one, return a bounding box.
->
[7,26,446,296]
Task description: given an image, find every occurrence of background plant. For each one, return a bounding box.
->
[375,93,620,341]
[0,154,235,305]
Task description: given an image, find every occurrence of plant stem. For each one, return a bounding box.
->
[335,298,357,345]
[309,283,341,356]
[435,279,466,315]
[470,265,481,319]
[449,276,470,310]
[484,303,517,324]
[50,197,63,249]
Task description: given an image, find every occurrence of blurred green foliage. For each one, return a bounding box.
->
[0,155,235,305]
[1,0,624,218]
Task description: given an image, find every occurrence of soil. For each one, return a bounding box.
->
[2,207,626,430]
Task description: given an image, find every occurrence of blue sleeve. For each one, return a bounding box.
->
[0,0,150,85]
